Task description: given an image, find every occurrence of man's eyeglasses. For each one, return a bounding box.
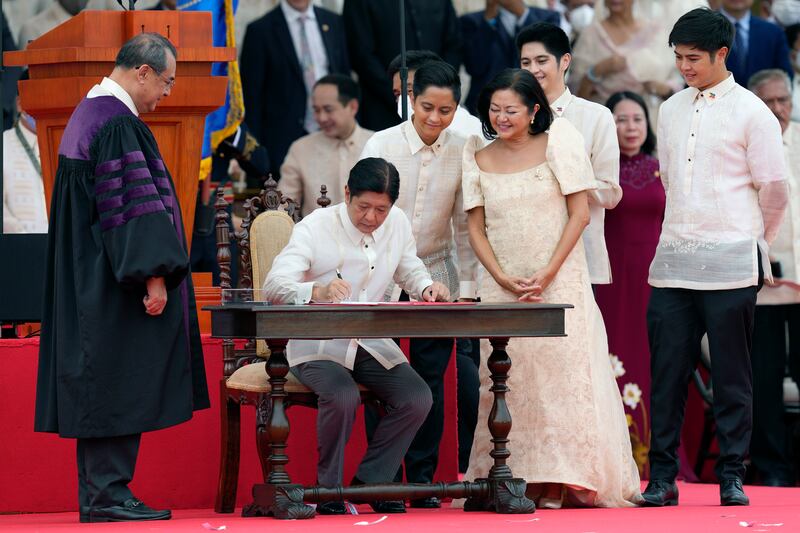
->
[155,71,175,90]
[137,65,175,90]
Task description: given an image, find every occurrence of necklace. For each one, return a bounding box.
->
[14,122,42,177]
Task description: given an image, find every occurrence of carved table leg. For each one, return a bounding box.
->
[255,394,272,483]
[243,339,315,519]
[464,337,535,514]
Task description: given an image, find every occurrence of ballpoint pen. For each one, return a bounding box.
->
[335,269,349,302]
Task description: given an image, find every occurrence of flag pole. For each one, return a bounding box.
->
[399,0,408,121]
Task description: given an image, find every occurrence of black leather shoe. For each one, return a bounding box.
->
[369,500,406,513]
[350,476,406,513]
[316,501,347,515]
[642,479,679,507]
[409,496,441,508]
[79,506,89,523]
[720,479,749,506]
[89,499,171,522]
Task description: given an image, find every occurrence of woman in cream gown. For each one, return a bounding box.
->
[459,68,641,508]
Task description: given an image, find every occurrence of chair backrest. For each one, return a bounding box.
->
[235,177,301,291]
[250,209,295,357]
[215,178,332,364]
[250,210,295,296]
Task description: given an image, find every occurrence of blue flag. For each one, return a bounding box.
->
[177,0,243,180]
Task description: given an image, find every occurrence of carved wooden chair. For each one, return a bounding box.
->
[213,179,374,513]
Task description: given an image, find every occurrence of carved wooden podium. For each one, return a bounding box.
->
[3,10,236,243]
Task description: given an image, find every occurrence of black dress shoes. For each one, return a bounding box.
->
[89,498,171,522]
[642,479,679,507]
[369,500,407,513]
[350,476,406,514]
[79,506,89,523]
[720,479,749,506]
[409,496,441,508]
[316,501,347,515]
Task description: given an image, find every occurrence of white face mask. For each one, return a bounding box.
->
[396,94,414,119]
[772,0,800,28]
[569,5,594,34]
[20,112,36,132]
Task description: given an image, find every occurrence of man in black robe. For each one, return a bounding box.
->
[34,32,209,523]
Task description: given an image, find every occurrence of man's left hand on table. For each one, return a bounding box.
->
[422,282,450,302]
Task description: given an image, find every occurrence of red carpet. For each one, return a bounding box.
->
[0,336,458,513]
[1,483,798,533]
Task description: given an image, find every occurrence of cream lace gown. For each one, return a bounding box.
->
[459,118,642,508]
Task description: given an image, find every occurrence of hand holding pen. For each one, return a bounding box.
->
[311,271,352,303]
[330,269,353,303]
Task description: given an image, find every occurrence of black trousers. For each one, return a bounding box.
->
[292,349,432,486]
[365,336,455,483]
[77,433,141,509]
[750,304,800,483]
[366,288,456,483]
[647,285,757,482]
[399,336,454,482]
[365,291,455,483]
[456,338,480,473]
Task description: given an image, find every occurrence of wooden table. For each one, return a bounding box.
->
[209,302,571,518]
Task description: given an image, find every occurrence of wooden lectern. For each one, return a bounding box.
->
[4,10,236,244]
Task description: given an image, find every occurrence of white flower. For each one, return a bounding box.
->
[622,383,642,410]
[609,353,626,378]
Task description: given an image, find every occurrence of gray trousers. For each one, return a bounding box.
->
[292,348,432,487]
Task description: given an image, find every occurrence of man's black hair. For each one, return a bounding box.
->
[411,60,461,103]
[347,158,400,203]
[515,22,571,63]
[387,50,443,78]
[314,74,361,106]
[668,8,734,59]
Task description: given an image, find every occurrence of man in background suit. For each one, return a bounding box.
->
[719,0,792,85]
[343,0,461,132]
[461,0,559,113]
[240,0,350,178]
[279,74,373,216]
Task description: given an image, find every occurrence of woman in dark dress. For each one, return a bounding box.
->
[594,91,665,477]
